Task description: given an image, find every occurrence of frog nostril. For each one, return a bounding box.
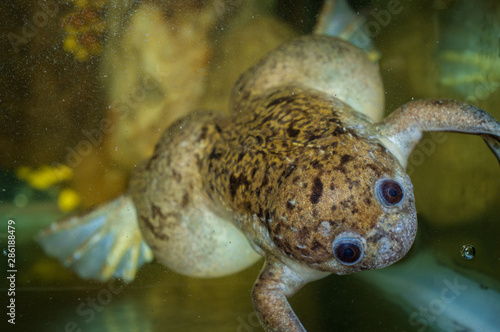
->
[333,237,363,265]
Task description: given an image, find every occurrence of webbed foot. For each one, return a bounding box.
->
[37,195,153,283]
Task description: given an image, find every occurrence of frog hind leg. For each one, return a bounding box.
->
[36,195,154,283]
[130,111,262,278]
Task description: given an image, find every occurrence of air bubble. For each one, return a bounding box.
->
[461,244,475,260]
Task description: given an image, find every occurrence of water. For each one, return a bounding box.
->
[1,1,500,331]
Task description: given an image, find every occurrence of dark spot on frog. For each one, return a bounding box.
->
[197,126,208,141]
[279,164,296,184]
[364,197,372,206]
[287,122,300,138]
[310,160,321,169]
[181,192,189,208]
[261,174,269,187]
[229,174,250,198]
[340,154,354,166]
[256,207,264,220]
[297,227,309,242]
[273,236,294,257]
[331,204,337,212]
[140,215,169,241]
[332,154,354,174]
[340,200,351,208]
[237,152,245,162]
[332,127,345,136]
[367,230,386,243]
[256,135,264,145]
[266,96,296,109]
[330,183,335,191]
[311,239,325,251]
[195,153,203,170]
[310,177,323,204]
[208,148,222,160]
[286,200,295,210]
[306,133,322,142]
[292,175,300,184]
[215,124,222,133]
[172,169,182,182]
[244,201,252,213]
[366,163,382,177]
[260,114,274,125]
[263,209,273,233]
[251,167,258,177]
[375,142,390,155]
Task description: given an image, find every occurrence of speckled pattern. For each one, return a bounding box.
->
[203,86,416,273]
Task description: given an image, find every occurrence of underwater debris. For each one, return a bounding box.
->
[16,164,73,191]
[57,187,81,212]
[16,164,81,212]
[61,0,107,61]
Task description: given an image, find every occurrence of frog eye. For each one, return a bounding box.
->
[333,238,363,265]
[377,179,404,206]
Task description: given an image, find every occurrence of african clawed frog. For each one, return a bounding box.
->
[38,35,500,331]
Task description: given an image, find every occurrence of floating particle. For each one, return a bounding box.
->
[461,244,475,260]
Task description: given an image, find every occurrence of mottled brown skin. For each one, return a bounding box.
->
[204,86,416,273]
[129,35,500,331]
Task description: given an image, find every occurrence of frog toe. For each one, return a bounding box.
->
[483,135,500,164]
[37,195,153,283]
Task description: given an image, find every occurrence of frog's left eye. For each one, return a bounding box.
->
[333,237,363,265]
[377,179,404,206]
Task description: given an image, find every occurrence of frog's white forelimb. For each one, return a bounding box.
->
[375,99,500,168]
[36,195,153,283]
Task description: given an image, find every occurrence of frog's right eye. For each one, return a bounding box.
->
[376,178,404,207]
[333,237,363,265]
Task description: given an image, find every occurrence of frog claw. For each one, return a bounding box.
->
[483,135,500,165]
[37,195,153,283]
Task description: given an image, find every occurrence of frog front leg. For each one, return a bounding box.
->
[252,256,329,332]
[375,99,500,167]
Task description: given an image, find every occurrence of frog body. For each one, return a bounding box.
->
[37,35,500,332]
